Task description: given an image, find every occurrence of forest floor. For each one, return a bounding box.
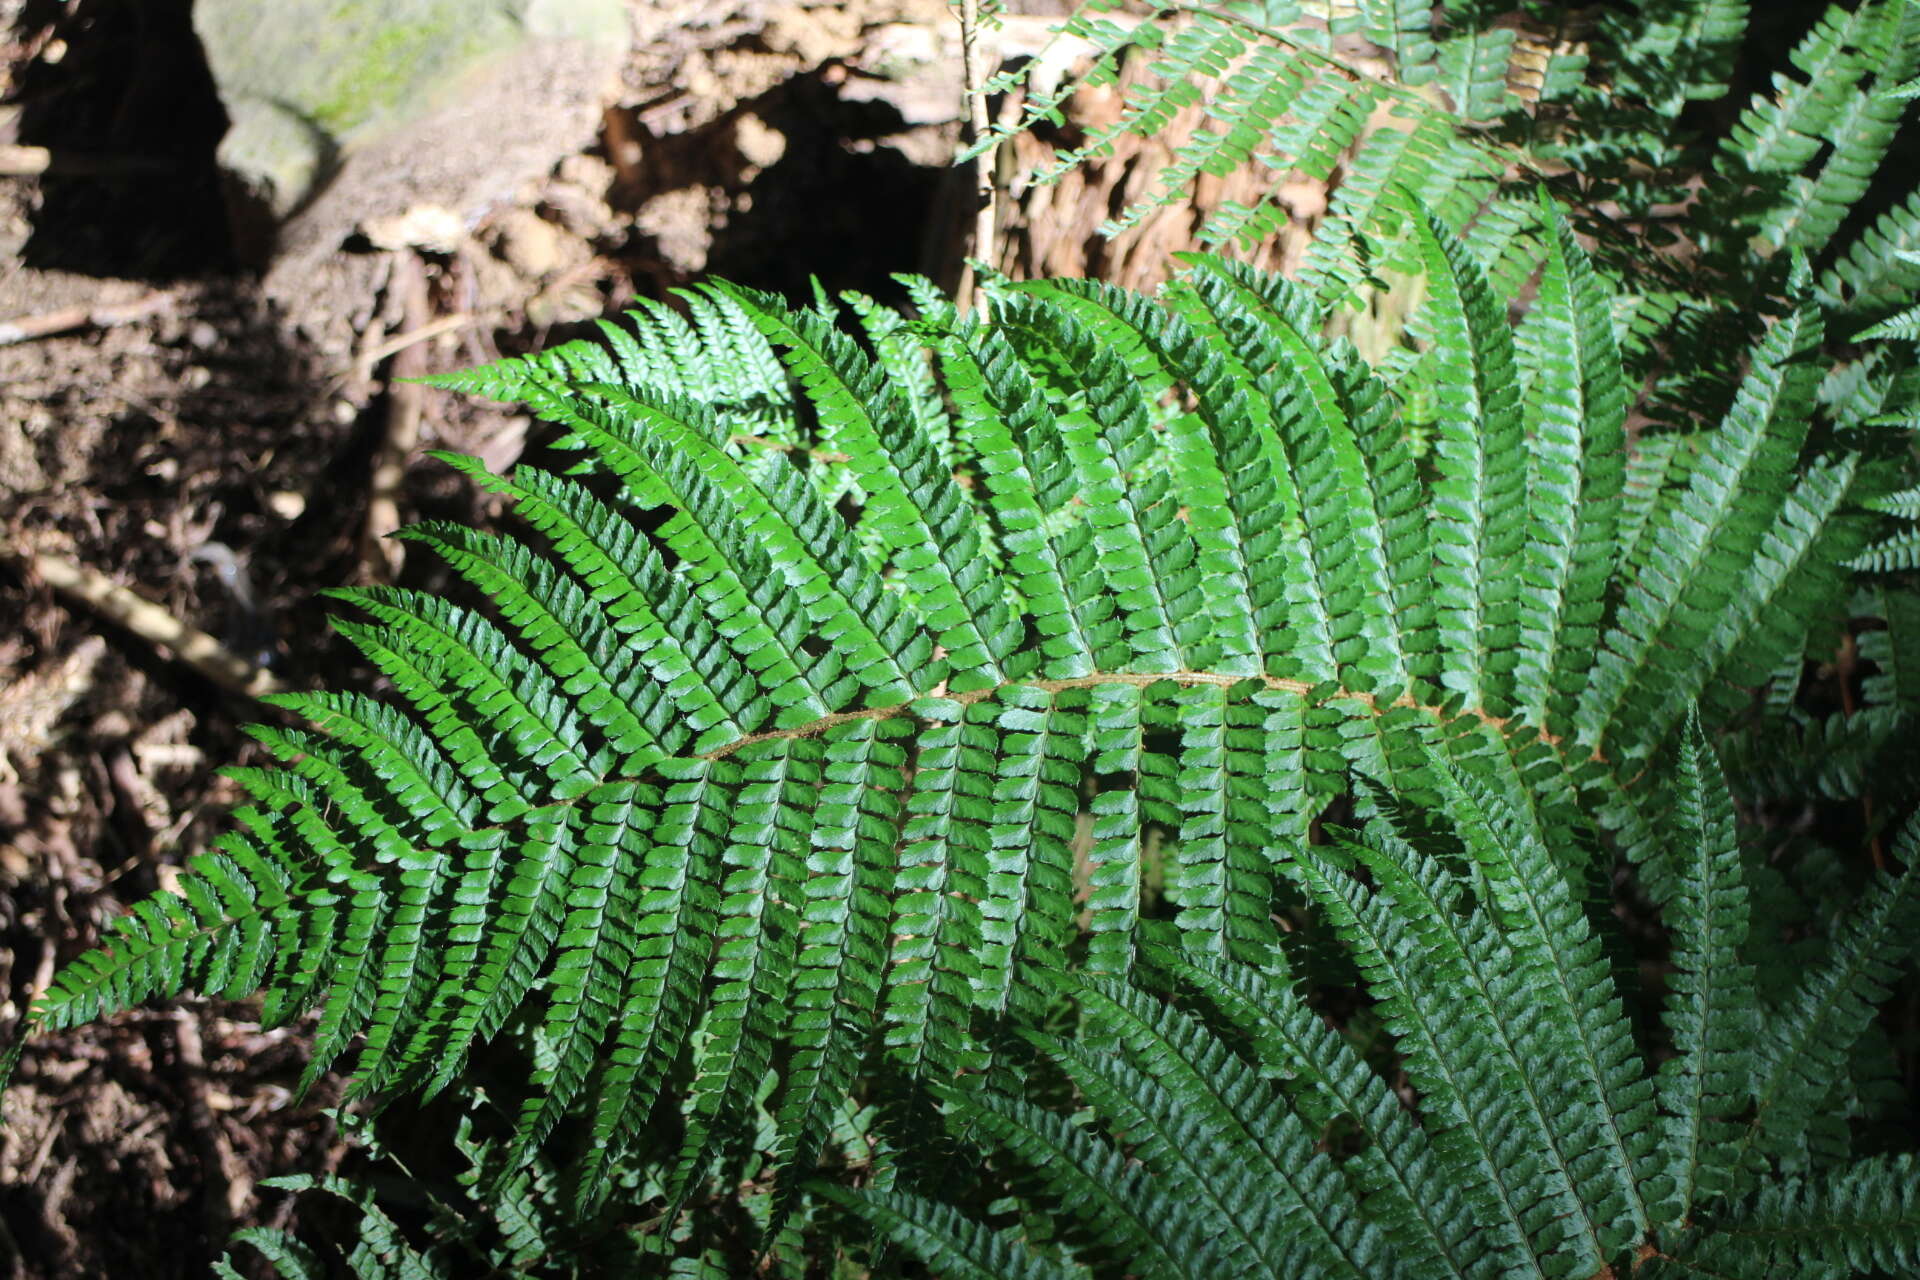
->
[0,0,1010,1273]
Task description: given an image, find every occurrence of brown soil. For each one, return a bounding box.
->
[0,0,999,1273]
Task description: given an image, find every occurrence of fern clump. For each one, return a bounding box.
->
[7,188,1912,1269]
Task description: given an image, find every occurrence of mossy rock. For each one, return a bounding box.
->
[196,0,627,219]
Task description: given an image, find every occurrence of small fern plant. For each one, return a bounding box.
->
[5,190,1911,1265]
[826,725,1920,1280]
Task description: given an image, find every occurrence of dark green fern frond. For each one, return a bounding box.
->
[942,1075,1226,1280]
[815,1185,1084,1280]
[1647,714,1759,1226]
[981,0,1920,509]
[14,210,1889,1242]
[1739,817,1920,1168]
[1157,944,1496,1280]
[1573,297,1833,761]
[1695,1151,1920,1276]
[1513,189,1628,739]
[260,1176,455,1279]
[1711,0,1920,255]
[975,2,1517,289]
[840,767,1919,1280]
[1406,202,1526,715]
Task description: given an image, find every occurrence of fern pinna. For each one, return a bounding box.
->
[827,724,1920,1280]
[9,194,1911,1263]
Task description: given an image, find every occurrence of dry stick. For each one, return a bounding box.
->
[5,548,285,699]
[353,312,476,378]
[361,253,432,582]
[957,0,999,318]
[0,144,170,177]
[348,310,476,381]
[0,290,173,346]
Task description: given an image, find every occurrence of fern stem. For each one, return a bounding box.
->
[958,0,999,318]
[693,669,1574,762]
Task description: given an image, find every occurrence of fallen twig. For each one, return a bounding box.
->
[349,309,475,380]
[0,290,173,346]
[361,252,433,581]
[0,144,170,177]
[3,547,284,699]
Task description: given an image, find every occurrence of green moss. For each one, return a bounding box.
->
[307,22,464,136]
[293,1,519,139]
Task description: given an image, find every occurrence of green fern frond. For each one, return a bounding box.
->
[1406,201,1526,715]
[1598,0,1751,108]
[1513,190,1628,738]
[817,1185,1085,1280]
[1282,828,1599,1274]
[1157,946,1497,1279]
[853,765,1917,1280]
[1071,972,1397,1278]
[1739,815,1920,1166]
[1574,301,1828,760]
[941,1076,1226,1280]
[15,213,1889,1233]
[1714,0,1920,254]
[1695,1151,1920,1276]
[1647,715,1758,1225]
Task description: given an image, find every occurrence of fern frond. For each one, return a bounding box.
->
[1599,0,1750,108]
[940,1079,1226,1280]
[18,232,1896,1242]
[1513,192,1628,738]
[1739,816,1920,1166]
[1648,715,1759,1225]
[1715,0,1920,253]
[1063,972,1393,1279]
[1282,834,1593,1274]
[818,1185,1086,1280]
[1574,304,1825,760]
[1419,747,1659,1244]
[570,759,727,1212]
[1408,201,1526,715]
[1155,947,1495,1280]
[719,283,1017,689]
[766,720,902,1226]
[671,739,813,1200]
[1694,1152,1920,1276]
[29,836,295,1030]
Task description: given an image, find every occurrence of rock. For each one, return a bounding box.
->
[359,203,469,254]
[733,113,787,172]
[492,207,567,277]
[636,187,716,274]
[193,0,628,280]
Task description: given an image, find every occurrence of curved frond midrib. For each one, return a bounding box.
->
[693,669,1577,763]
